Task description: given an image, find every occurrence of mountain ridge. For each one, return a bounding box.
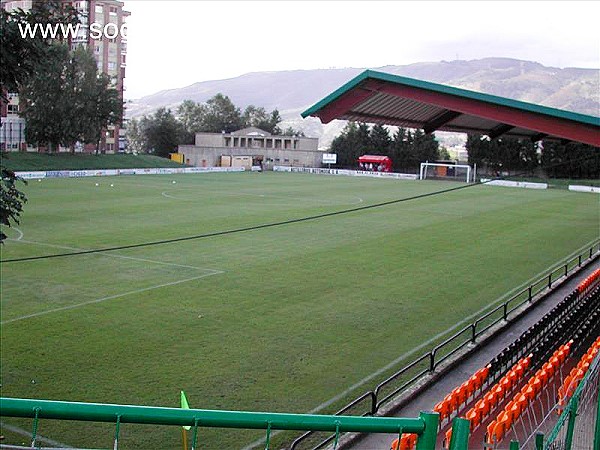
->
[126,57,599,148]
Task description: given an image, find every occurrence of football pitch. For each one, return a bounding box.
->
[1,171,598,449]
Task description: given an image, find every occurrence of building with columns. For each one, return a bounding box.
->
[178,127,323,169]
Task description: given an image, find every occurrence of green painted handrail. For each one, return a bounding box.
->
[0,397,432,435]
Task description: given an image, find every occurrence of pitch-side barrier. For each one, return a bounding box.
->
[14,167,245,179]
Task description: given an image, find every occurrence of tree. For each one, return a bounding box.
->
[438,146,451,160]
[390,127,414,171]
[413,129,439,164]
[280,126,305,137]
[0,1,78,241]
[72,47,122,151]
[368,124,392,155]
[0,1,79,98]
[330,122,371,168]
[467,134,538,175]
[541,141,600,179]
[19,45,121,152]
[1,166,27,243]
[177,99,205,144]
[242,105,282,134]
[143,108,183,157]
[125,117,147,153]
[202,93,243,133]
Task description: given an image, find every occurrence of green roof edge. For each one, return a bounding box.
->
[301,69,600,127]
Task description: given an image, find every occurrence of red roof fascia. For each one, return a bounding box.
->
[358,155,391,162]
[376,83,600,147]
[316,83,383,124]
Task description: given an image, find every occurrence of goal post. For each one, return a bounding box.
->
[419,162,474,183]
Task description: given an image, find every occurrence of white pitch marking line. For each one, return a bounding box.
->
[2,271,223,325]
[12,226,24,240]
[161,191,179,200]
[8,237,217,271]
[242,240,599,450]
[161,188,364,206]
[0,421,71,448]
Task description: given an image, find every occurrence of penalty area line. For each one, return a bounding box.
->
[1,271,224,325]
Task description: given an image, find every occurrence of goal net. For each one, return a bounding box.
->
[419,162,473,183]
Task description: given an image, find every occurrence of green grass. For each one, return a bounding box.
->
[0,152,185,171]
[1,172,598,449]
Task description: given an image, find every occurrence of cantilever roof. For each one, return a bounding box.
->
[302,70,600,147]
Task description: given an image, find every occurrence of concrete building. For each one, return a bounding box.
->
[179,127,323,169]
[0,0,129,152]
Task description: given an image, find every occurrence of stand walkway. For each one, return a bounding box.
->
[350,262,599,450]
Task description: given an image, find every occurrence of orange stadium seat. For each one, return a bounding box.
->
[444,429,452,449]
[521,384,535,402]
[475,398,490,417]
[434,400,450,422]
[486,420,497,445]
[465,407,481,431]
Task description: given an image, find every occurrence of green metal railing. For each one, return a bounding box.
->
[533,347,600,450]
[0,398,455,449]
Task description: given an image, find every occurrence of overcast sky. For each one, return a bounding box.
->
[123,1,600,100]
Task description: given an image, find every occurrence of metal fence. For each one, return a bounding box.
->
[0,398,449,450]
[291,241,600,450]
[540,350,600,450]
[2,244,598,450]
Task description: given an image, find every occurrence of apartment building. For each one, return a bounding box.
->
[0,0,129,152]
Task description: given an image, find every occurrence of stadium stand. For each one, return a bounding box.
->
[390,265,600,450]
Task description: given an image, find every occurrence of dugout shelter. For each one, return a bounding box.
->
[302,70,600,147]
[358,154,392,172]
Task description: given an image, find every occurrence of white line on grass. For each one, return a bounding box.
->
[0,421,71,448]
[8,237,215,271]
[12,227,24,240]
[305,246,599,414]
[2,271,223,325]
[242,240,599,450]
[161,188,364,206]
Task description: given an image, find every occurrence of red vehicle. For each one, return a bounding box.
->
[358,155,392,172]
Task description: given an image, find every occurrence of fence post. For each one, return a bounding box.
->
[429,351,435,372]
[564,394,579,450]
[528,286,532,302]
[548,273,552,289]
[448,417,470,450]
[415,411,439,450]
[535,432,544,450]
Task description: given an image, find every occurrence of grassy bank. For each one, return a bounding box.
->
[0,152,185,171]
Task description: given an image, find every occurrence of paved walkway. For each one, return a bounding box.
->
[350,260,599,450]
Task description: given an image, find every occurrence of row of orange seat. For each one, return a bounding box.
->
[442,356,530,447]
[484,341,572,446]
[466,356,530,429]
[389,432,417,450]
[433,365,490,423]
[390,365,491,450]
[557,335,600,413]
[577,268,600,294]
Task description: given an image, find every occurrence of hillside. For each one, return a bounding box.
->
[126,58,599,148]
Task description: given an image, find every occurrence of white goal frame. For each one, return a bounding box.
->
[419,162,474,183]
